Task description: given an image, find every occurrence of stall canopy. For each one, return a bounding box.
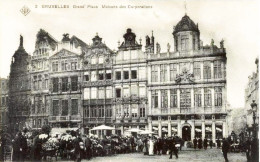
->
[195,128,202,132]
[172,128,178,132]
[139,130,156,135]
[90,125,115,131]
[51,128,78,135]
[126,128,142,133]
[206,127,212,132]
[216,127,222,132]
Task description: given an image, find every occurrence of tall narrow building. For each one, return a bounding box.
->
[9,36,31,132]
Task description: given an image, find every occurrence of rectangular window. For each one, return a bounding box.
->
[131,85,138,97]
[160,65,167,82]
[52,78,59,92]
[214,87,222,106]
[106,70,112,80]
[71,76,78,91]
[45,79,48,90]
[194,88,202,107]
[161,90,168,108]
[123,87,129,97]
[116,88,121,98]
[181,36,189,51]
[123,104,130,117]
[62,77,68,92]
[180,89,191,108]
[152,90,158,108]
[106,87,112,98]
[71,99,78,115]
[204,88,212,107]
[214,61,222,79]
[71,62,77,70]
[151,65,158,82]
[38,80,42,90]
[91,87,97,99]
[61,100,68,116]
[98,56,104,64]
[170,89,177,108]
[98,88,105,99]
[91,71,97,81]
[116,71,121,80]
[106,106,112,117]
[203,61,211,79]
[52,61,58,72]
[116,105,121,117]
[84,88,90,99]
[52,100,59,116]
[124,71,129,80]
[91,57,96,64]
[194,62,201,80]
[84,73,89,81]
[131,70,137,79]
[140,106,145,118]
[61,61,68,71]
[33,81,38,90]
[98,71,104,80]
[132,104,138,118]
[170,64,177,81]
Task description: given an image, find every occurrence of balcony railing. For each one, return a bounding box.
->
[49,115,81,122]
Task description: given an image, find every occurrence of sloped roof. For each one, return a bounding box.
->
[36,29,58,50]
[173,15,199,34]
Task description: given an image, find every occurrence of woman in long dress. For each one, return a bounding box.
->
[148,137,154,155]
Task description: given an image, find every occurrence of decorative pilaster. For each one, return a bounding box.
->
[201,115,205,140]
[168,116,172,137]
[191,116,195,140]
[158,116,162,137]
[177,116,181,137]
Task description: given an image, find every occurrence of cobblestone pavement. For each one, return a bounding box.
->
[83,148,247,162]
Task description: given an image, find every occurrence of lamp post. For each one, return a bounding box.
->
[250,100,257,139]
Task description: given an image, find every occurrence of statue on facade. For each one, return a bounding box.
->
[20,35,23,47]
[220,39,224,48]
[156,42,161,54]
[211,39,214,47]
[167,43,171,52]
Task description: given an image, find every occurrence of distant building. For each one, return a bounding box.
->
[245,57,259,137]
[0,77,9,132]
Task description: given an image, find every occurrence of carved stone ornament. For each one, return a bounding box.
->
[175,68,194,83]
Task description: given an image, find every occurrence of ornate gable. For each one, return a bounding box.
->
[50,49,78,59]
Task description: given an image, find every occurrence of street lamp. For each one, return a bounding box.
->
[250,100,257,138]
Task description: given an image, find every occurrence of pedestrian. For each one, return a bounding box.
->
[168,137,178,159]
[203,138,208,150]
[148,136,154,155]
[209,139,213,149]
[157,137,163,155]
[84,135,92,160]
[244,137,251,161]
[142,137,148,155]
[198,138,202,149]
[217,138,221,148]
[222,138,230,162]
[193,137,197,149]
[251,138,259,162]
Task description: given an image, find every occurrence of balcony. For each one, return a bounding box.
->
[49,115,81,122]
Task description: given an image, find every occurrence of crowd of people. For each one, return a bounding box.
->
[0,126,259,162]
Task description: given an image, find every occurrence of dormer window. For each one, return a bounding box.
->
[181,36,189,51]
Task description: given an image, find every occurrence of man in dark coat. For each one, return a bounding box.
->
[209,139,213,149]
[85,136,92,160]
[168,137,178,159]
[157,138,163,155]
[222,138,230,162]
[203,138,208,150]
[244,138,251,161]
[251,138,259,162]
[217,138,221,148]
[193,138,197,149]
[198,138,202,149]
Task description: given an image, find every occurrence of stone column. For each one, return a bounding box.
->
[168,89,171,111]
[167,64,170,82]
[177,89,180,112]
[201,88,205,109]
[148,116,152,131]
[158,65,160,83]
[148,65,151,84]
[211,61,214,79]
[223,118,227,138]
[212,121,216,143]
[200,62,204,80]
[168,116,172,137]
[191,88,194,113]
[158,116,162,137]
[158,90,161,109]
[177,116,181,137]
[211,88,215,111]
[191,117,195,141]
[202,116,205,140]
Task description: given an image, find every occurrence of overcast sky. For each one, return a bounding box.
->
[0,0,259,108]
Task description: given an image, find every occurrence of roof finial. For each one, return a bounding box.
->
[184,0,187,15]
[152,30,153,36]
[20,35,23,47]
[96,32,98,36]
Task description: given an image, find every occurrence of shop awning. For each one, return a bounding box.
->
[195,128,202,132]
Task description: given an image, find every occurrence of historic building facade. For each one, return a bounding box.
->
[0,77,9,132]
[245,57,259,137]
[82,34,114,131]
[112,29,148,135]
[147,15,227,142]
[6,14,229,140]
[8,36,31,132]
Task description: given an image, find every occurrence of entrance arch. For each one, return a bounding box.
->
[182,126,191,141]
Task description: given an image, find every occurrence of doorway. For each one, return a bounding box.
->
[182,126,191,141]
